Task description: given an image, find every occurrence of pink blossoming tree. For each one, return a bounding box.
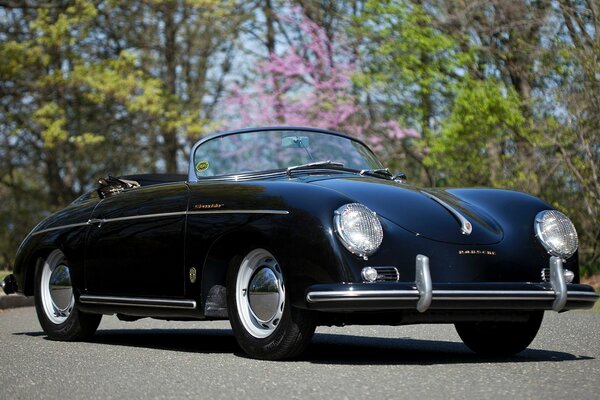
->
[221,7,420,150]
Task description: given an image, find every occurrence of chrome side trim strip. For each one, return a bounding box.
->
[93,211,187,224]
[187,210,289,216]
[79,295,197,309]
[32,222,91,236]
[421,191,473,235]
[31,209,290,235]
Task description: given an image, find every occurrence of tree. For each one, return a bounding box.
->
[353,0,472,182]
[88,0,246,171]
[0,0,181,267]
[424,79,525,187]
[221,6,419,148]
[545,0,600,270]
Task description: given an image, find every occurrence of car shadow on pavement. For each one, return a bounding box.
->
[93,328,239,354]
[15,329,592,365]
[303,333,594,365]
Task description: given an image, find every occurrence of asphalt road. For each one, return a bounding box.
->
[1,307,599,399]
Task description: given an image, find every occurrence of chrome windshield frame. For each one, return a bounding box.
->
[187,126,382,183]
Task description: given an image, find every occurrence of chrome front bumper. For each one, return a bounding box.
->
[305,255,599,312]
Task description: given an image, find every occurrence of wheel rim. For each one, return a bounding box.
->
[236,249,285,338]
[40,250,74,324]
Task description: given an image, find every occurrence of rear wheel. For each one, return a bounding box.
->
[227,248,316,360]
[455,311,544,356]
[34,250,101,341]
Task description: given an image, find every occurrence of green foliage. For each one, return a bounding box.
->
[581,262,600,279]
[353,0,473,183]
[0,0,223,268]
[424,79,526,187]
[354,0,471,118]
[0,0,599,278]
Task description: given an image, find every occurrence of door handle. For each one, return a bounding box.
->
[88,218,103,227]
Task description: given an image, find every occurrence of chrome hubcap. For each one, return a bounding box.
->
[49,264,73,312]
[236,249,285,338]
[248,267,281,322]
[41,250,74,324]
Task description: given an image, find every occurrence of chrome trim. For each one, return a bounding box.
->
[236,248,286,338]
[363,266,400,282]
[432,290,555,296]
[432,290,555,301]
[287,161,344,176]
[421,191,472,235]
[187,210,289,216]
[31,222,91,236]
[79,295,197,309]
[306,290,420,303]
[550,256,567,311]
[416,254,432,312]
[187,126,380,182]
[195,170,288,182]
[306,289,598,304]
[31,209,290,235]
[564,291,600,299]
[333,203,383,260]
[91,211,187,224]
[534,210,578,258]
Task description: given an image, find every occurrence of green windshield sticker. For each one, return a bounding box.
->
[195,161,209,172]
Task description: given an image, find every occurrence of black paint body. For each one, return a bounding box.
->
[11,127,593,323]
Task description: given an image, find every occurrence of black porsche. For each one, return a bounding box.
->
[2,126,597,360]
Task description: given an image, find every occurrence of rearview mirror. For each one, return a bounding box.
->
[282,136,310,148]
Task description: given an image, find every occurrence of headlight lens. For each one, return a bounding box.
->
[334,203,383,259]
[534,210,578,259]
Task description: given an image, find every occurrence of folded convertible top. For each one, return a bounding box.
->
[97,173,187,198]
[118,174,187,187]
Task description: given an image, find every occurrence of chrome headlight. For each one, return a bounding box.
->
[534,210,578,259]
[334,203,383,259]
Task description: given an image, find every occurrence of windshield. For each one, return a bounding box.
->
[192,130,383,178]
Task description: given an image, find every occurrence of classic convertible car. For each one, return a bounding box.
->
[2,126,598,360]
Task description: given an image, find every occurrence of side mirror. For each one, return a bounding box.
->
[392,173,407,183]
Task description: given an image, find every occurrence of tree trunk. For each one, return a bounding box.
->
[163,2,179,173]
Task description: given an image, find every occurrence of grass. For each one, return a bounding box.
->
[581,273,600,312]
[0,270,11,293]
[593,289,600,312]
[0,270,9,282]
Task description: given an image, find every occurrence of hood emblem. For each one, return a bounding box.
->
[459,250,496,256]
[421,191,473,235]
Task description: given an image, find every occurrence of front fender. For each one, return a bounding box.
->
[191,180,361,311]
[13,197,99,296]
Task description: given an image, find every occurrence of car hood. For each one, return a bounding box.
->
[307,176,503,245]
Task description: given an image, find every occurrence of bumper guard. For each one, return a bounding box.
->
[305,255,599,312]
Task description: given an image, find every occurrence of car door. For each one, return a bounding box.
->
[84,182,189,297]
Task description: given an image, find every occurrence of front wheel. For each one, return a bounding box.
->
[455,311,544,356]
[227,248,316,360]
[34,250,101,341]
